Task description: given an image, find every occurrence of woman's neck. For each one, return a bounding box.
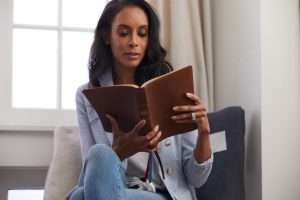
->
[113,66,136,85]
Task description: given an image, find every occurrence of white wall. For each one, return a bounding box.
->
[211,0,262,199]
[212,0,300,200]
[261,0,300,199]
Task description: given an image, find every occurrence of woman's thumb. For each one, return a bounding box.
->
[106,114,120,133]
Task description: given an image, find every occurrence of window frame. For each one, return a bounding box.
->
[0,0,105,130]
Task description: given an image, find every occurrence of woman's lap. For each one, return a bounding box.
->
[127,188,170,200]
[69,144,171,200]
[70,187,170,200]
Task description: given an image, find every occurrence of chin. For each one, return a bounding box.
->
[124,61,142,69]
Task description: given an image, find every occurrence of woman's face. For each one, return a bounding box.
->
[108,6,149,70]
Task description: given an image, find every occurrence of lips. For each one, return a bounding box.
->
[124,52,141,59]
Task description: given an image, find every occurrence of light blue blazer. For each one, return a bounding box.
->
[75,70,213,200]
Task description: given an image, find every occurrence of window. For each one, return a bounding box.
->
[8,189,44,200]
[0,0,107,129]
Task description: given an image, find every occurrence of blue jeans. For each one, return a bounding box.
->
[68,144,171,200]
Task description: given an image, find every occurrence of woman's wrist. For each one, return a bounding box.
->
[113,146,126,161]
[194,130,211,163]
[197,126,210,136]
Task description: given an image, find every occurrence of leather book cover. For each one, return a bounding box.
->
[82,65,197,140]
[142,65,197,140]
[83,85,146,133]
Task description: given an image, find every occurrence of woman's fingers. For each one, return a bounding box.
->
[171,93,210,133]
[110,118,162,159]
[173,104,206,113]
[171,111,206,121]
[186,92,201,103]
[145,128,161,152]
[146,142,160,152]
[147,130,161,146]
[130,119,146,134]
[106,114,121,132]
[144,125,159,140]
[133,125,161,152]
[174,116,205,124]
[173,105,204,112]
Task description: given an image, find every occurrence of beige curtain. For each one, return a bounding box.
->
[147,0,214,111]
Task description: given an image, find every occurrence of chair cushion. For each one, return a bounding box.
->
[196,106,246,200]
[44,126,82,200]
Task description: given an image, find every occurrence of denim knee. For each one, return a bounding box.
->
[87,144,119,165]
[69,187,84,200]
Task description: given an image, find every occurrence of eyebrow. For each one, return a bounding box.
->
[117,24,149,29]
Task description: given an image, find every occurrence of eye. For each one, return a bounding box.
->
[119,31,128,37]
[138,32,147,37]
[138,29,148,37]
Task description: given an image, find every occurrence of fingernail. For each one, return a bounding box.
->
[171,116,176,120]
[186,93,192,97]
[173,106,178,111]
[154,125,159,132]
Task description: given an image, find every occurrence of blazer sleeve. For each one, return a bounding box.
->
[75,85,96,163]
[181,130,214,188]
[75,84,128,170]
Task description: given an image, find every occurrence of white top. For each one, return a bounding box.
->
[126,152,166,190]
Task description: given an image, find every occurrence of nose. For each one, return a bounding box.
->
[129,34,138,48]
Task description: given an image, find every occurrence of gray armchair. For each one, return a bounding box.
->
[43,106,245,200]
[196,106,246,200]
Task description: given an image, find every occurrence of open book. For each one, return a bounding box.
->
[83,65,197,140]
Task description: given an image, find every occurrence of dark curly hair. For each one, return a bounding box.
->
[88,0,173,87]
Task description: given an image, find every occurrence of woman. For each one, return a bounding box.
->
[68,0,213,199]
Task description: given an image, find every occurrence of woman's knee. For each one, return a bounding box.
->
[69,187,84,200]
[87,144,119,165]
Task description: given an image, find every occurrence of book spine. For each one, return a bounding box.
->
[136,88,152,135]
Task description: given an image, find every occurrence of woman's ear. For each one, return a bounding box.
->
[102,31,110,45]
[104,39,110,45]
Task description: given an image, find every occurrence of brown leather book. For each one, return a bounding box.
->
[82,65,197,140]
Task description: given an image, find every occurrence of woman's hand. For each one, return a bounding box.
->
[171,93,211,163]
[171,93,210,134]
[106,114,161,161]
